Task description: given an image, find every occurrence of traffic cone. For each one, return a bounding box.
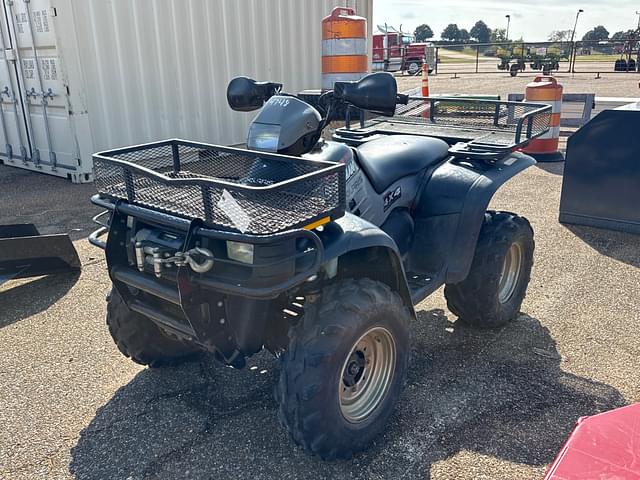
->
[421,63,430,118]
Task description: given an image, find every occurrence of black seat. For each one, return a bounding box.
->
[355,135,450,193]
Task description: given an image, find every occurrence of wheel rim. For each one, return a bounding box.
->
[498,242,523,304]
[408,62,419,74]
[339,327,396,423]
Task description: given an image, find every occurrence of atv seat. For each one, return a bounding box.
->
[355,135,450,193]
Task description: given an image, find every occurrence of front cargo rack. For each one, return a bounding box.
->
[93,139,346,235]
[335,96,552,159]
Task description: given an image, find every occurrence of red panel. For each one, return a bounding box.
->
[544,404,640,480]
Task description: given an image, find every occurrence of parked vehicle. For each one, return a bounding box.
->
[372,28,435,74]
[89,72,551,459]
[497,45,564,76]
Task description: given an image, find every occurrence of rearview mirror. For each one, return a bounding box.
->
[333,72,398,116]
[226,77,282,112]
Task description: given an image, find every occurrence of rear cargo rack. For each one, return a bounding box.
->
[335,96,552,159]
[93,139,346,235]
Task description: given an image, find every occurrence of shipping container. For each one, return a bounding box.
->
[0,0,372,183]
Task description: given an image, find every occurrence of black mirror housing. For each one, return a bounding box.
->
[333,72,398,116]
[227,77,282,112]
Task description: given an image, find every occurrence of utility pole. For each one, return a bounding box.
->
[569,9,584,73]
[505,15,511,41]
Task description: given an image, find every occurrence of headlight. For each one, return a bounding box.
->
[227,241,254,264]
[247,123,280,152]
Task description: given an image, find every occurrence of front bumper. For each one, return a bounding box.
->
[90,195,323,366]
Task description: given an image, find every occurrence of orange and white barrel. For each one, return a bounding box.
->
[321,7,368,91]
[522,76,564,162]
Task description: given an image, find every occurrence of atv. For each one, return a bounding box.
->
[89,72,551,459]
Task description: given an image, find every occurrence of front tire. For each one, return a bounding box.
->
[276,278,411,459]
[444,211,534,329]
[407,60,421,75]
[107,287,202,367]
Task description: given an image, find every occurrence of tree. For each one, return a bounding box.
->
[611,29,636,41]
[490,28,507,43]
[470,20,491,43]
[441,23,461,42]
[459,29,470,43]
[414,24,434,42]
[548,29,573,42]
[582,25,610,42]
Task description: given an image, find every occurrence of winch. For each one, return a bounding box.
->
[131,229,214,277]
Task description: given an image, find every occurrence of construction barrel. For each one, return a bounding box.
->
[321,7,368,91]
[522,76,564,162]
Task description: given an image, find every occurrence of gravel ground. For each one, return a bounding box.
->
[395,71,640,100]
[1,78,640,479]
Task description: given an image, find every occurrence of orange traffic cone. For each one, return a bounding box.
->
[421,63,430,118]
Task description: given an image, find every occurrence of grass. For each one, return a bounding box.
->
[574,53,624,62]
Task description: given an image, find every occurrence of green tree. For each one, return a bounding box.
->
[441,23,461,42]
[490,28,507,43]
[611,29,636,41]
[459,28,470,43]
[470,20,491,43]
[548,29,573,42]
[582,25,610,42]
[414,24,434,42]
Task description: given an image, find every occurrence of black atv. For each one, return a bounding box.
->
[89,72,551,459]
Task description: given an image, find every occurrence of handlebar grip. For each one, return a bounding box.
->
[397,94,409,105]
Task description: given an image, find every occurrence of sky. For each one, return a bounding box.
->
[372,0,640,41]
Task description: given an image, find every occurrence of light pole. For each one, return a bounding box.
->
[636,11,640,32]
[569,9,584,72]
[505,14,511,41]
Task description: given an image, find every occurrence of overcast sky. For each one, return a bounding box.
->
[372,0,639,40]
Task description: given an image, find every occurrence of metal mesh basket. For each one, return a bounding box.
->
[344,96,551,151]
[93,140,345,235]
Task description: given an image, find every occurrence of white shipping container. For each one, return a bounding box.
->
[0,0,372,183]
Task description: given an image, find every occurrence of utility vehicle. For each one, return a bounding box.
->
[90,72,551,459]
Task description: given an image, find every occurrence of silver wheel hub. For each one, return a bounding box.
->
[498,242,523,304]
[339,327,396,423]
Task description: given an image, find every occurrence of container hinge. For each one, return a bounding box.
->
[4,48,16,62]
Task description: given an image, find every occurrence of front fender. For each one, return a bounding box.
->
[320,213,401,260]
[318,213,413,311]
[414,152,535,283]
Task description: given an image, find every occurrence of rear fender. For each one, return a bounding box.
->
[411,152,535,283]
[319,213,413,313]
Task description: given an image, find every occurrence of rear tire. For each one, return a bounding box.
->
[276,278,411,459]
[107,287,202,367]
[444,211,534,329]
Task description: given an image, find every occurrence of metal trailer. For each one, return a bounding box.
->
[0,0,372,182]
[559,101,640,234]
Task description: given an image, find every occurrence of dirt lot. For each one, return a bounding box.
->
[1,74,640,479]
[396,71,640,100]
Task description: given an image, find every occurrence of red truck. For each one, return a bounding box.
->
[372,29,435,74]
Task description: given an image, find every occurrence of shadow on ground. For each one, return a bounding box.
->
[0,164,98,241]
[70,310,624,479]
[534,161,564,176]
[564,224,640,268]
[0,272,80,328]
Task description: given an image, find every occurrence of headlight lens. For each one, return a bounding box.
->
[226,241,254,264]
[247,123,280,152]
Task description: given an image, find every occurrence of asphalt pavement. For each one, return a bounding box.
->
[1,148,639,479]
